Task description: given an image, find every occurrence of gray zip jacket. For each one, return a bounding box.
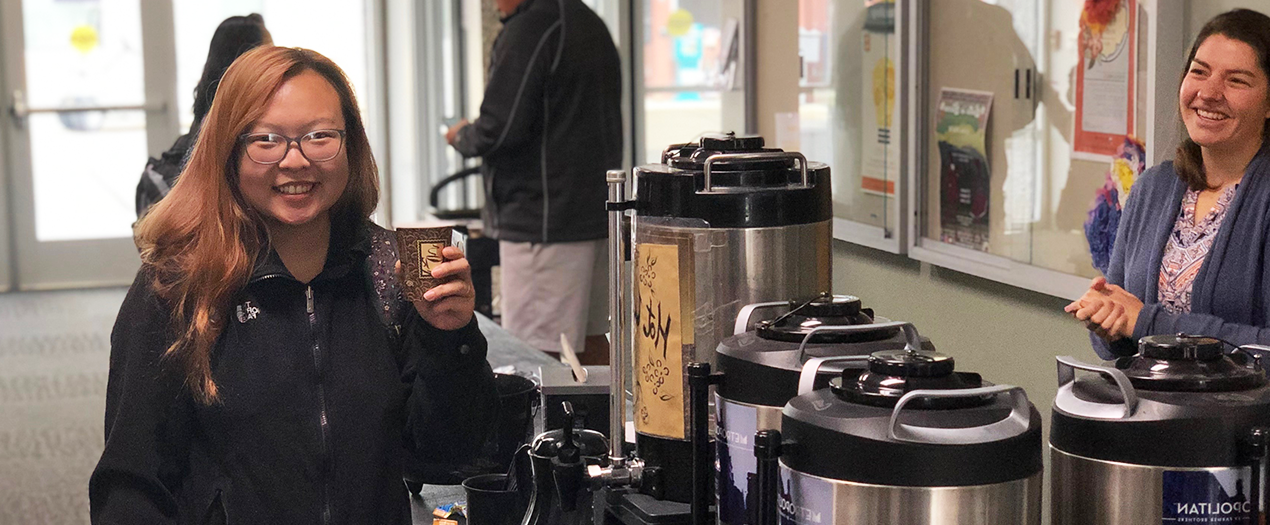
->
[452,0,621,243]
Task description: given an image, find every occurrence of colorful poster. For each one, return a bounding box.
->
[1074,0,1137,160]
[936,88,994,252]
[633,242,687,440]
[860,0,899,197]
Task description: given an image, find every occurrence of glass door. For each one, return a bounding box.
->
[636,0,752,163]
[1,0,178,290]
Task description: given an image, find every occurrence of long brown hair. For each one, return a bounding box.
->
[135,47,379,404]
[1175,9,1270,190]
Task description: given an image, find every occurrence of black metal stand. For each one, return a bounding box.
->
[599,362,721,525]
[687,363,724,525]
[1244,427,1268,522]
[754,429,782,525]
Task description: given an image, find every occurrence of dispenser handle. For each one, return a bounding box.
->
[1235,344,1270,372]
[887,385,1032,445]
[795,321,923,362]
[702,152,810,193]
[733,301,789,335]
[1054,356,1138,419]
[797,355,872,395]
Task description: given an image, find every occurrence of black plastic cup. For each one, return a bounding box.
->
[490,374,540,472]
[462,473,523,525]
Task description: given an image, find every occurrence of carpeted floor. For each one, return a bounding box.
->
[0,288,122,524]
[0,287,558,524]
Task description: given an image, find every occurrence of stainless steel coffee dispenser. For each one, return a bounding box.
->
[1051,335,1270,524]
[629,133,833,503]
[714,296,932,524]
[757,346,1044,524]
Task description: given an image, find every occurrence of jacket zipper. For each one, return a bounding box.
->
[307,285,333,525]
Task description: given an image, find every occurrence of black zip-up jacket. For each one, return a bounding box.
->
[89,219,497,524]
[452,0,621,243]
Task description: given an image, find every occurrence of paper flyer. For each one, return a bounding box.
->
[1074,0,1137,160]
[860,0,899,197]
[936,88,994,252]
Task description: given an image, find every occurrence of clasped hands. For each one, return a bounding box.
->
[1065,277,1143,341]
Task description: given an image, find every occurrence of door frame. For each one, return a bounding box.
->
[1,0,181,290]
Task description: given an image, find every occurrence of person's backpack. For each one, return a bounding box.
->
[135,132,196,219]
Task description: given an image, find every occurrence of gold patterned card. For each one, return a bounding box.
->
[396,226,453,302]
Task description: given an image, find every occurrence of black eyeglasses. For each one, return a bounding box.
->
[239,129,346,164]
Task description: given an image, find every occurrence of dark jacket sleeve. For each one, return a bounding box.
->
[90,268,193,525]
[400,314,498,463]
[452,13,559,158]
[1136,306,1270,346]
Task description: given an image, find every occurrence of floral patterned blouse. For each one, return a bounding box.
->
[1157,185,1239,314]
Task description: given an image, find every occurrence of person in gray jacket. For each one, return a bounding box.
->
[1067,9,1270,359]
[447,0,621,360]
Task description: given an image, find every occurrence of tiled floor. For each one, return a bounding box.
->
[0,287,558,524]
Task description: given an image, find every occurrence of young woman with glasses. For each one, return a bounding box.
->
[91,46,497,524]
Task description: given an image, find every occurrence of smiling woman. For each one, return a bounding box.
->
[89,47,497,524]
[236,71,351,241]
[1066,9,1270,359]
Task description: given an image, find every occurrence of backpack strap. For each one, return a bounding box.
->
[143,162,173,197]
[368,226,406,342]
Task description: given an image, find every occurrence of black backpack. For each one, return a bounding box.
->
[135,132,196,219]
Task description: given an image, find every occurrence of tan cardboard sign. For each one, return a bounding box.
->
[633,242,688,440]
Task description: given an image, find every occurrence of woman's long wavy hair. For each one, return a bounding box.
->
[1175,9,1270,190]
[135,47,379,404]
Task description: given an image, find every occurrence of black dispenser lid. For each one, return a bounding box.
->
[780,345,1043,487]
[835,349,986,409]
[1114,334,1266,392]
[663,133,792,176]
[634,132,832,228]
[754,295,898,344]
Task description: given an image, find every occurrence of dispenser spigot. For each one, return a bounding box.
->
[551,402,584,512]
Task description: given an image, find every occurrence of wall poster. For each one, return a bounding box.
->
[936,88,994,252]
[1074,0,1137,160]
[860,0,899,197]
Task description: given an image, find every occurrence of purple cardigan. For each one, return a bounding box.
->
[1094,147,1270,359]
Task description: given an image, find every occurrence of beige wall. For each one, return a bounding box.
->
[1188,0,1270,41]
[754,0,799,140]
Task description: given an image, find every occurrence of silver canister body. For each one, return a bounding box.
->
[630,220,829,502]
[631,218,830,441]
[634,218,832,370]
[777,464,1042,525]
[1051,447,1258,524]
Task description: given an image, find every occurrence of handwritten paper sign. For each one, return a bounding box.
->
[633,242,687,440]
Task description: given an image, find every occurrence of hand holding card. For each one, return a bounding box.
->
[395,225,474,330]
